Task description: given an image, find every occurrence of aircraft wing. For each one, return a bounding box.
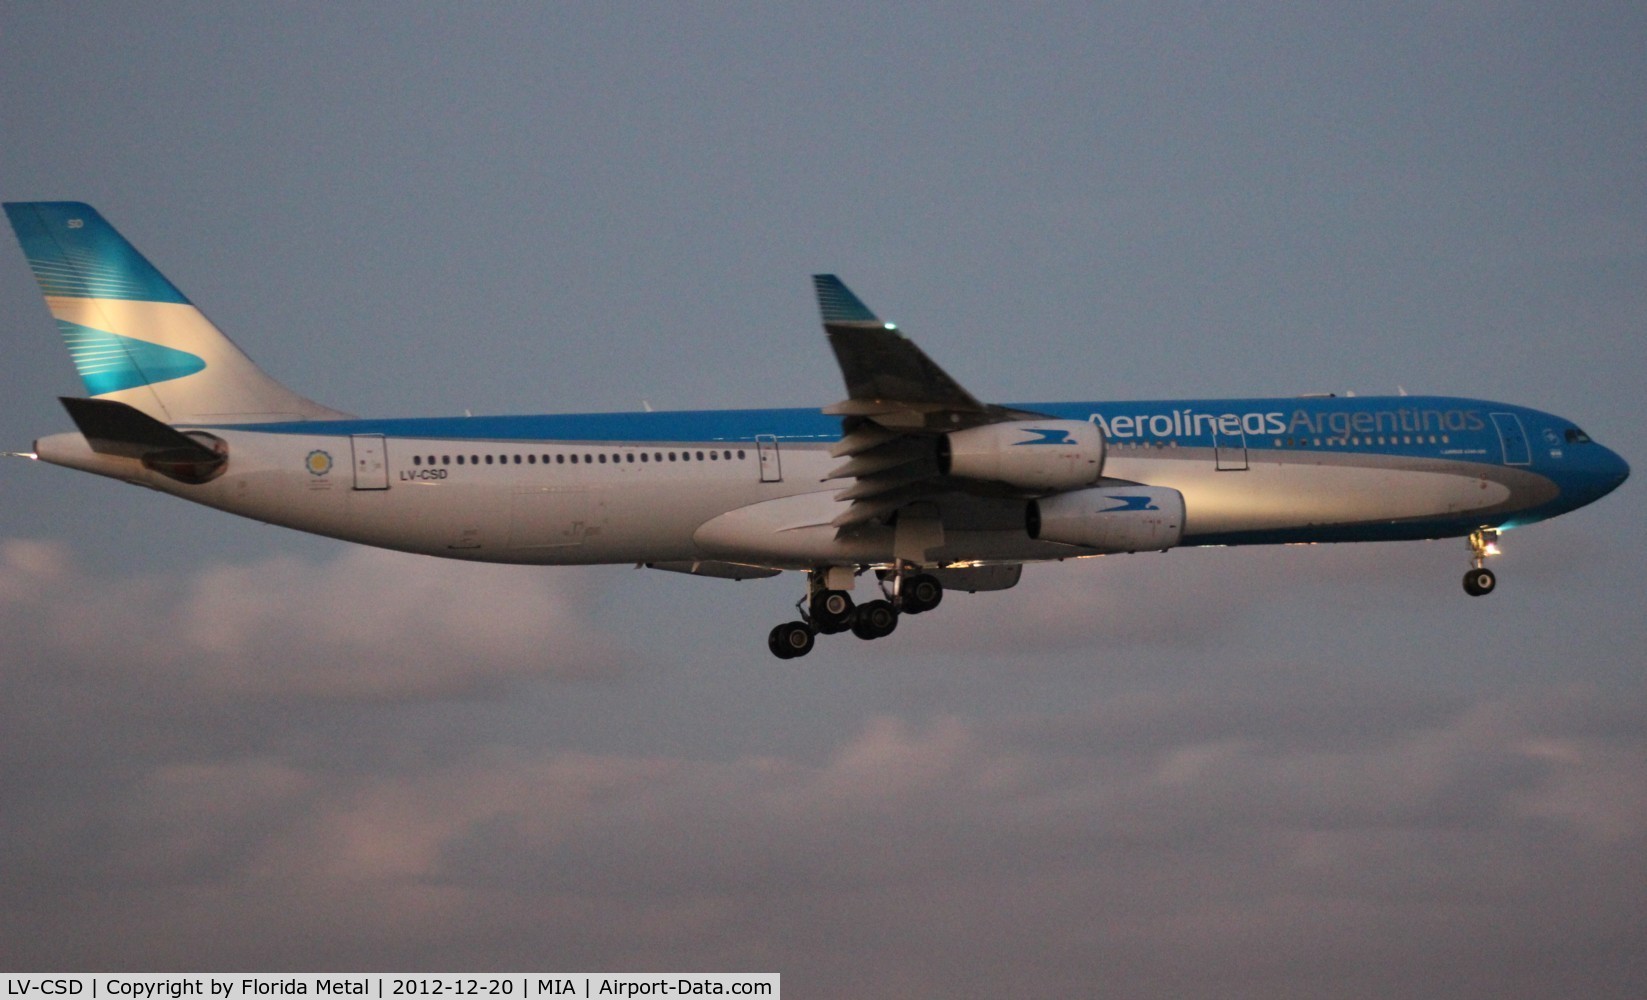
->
[813,275,1045,528]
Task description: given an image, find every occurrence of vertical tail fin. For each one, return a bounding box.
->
[4,202,347,423]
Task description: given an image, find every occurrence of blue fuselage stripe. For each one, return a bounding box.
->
[226,395,1544,470]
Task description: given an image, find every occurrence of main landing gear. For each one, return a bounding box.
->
[1463,527,1500,597]
[767,567,945,659]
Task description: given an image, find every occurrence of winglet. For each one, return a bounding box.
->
[813,274,986,414]
[813,274,883,325]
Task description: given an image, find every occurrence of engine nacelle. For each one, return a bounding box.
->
[1027,485,1185,553]
[938,420,1104,492]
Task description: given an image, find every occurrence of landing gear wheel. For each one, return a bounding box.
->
[901,574,943,615]
[810,590,856,633]
[768,621,815,659]
[1463,568,1496,597]
[850,599,899,640]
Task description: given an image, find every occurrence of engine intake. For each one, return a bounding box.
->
[938,420,1103,492]
[1027,485,1185,552]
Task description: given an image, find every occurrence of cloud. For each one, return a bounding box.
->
[1,539,1642,996]
[0,538,624,700]
[903,538,1452,658]
[2,642,1642,997]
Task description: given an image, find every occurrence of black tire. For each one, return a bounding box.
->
[902,574,944,615]
[851,599,899,640]
[1463,568,1496,597]
[769,621,815,658]
[811,590,856,632]
[768,624,795,659]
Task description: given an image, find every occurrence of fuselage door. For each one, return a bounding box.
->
[1491,412,1531,466]
[1214,426,1249,471]
[756,434,782,482]
[350,433,389,489]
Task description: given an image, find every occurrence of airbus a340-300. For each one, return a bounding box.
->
[4,203,1629,657]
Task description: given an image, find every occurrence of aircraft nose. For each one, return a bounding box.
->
[1582,443,1630,503]
[1603,445,1630,491]
[1558,441,1629,511]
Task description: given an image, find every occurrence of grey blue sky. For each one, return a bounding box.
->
[2,3,1643,995]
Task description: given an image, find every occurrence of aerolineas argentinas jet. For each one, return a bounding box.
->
[3,203,1630,658]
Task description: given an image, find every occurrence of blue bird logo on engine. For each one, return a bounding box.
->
[1103,495,1159,512]
[1014,428,1075,446]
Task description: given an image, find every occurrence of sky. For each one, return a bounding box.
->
[1,2,1644,995]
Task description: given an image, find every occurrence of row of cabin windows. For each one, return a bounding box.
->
[1111,435,1451,450]
[410,449,748,467]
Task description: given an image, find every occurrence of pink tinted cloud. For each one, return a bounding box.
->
[0,538,624,697]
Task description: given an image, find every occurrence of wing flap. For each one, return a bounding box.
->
[829,423,902,458]
[825,438,934,481]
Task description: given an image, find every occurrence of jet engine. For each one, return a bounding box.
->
[1026,485,1185,553]
[938,420,1104,492]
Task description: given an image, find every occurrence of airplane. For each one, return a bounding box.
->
[3,201,1631,658]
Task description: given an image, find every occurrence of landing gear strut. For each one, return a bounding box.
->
[1463,527,1499,597]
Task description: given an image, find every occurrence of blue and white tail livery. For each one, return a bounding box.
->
[4,202,344,423]
[4,202,1630,657]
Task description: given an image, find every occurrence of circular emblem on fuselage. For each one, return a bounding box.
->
[306,450,334,476]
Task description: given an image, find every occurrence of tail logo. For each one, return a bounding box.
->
[57,320,206,395]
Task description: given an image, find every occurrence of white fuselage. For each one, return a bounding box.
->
[33,415,1557,572]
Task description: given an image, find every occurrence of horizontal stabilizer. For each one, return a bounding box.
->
[60,396,219,461]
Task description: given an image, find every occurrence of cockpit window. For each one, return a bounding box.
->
[1564,428,1592,444]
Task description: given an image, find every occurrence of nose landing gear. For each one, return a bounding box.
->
[1463,527,1500,597]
